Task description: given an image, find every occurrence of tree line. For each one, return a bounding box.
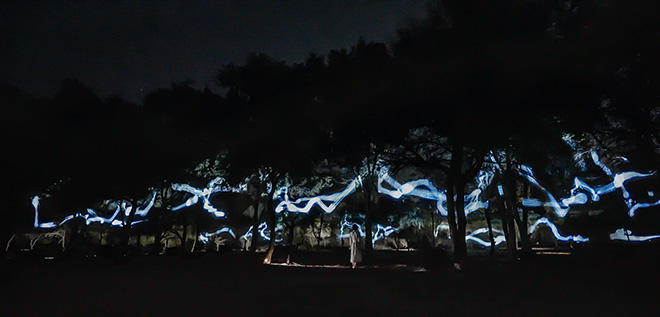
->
[2,0,659,263]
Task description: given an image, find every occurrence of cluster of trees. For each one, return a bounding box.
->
[3,0,659,263]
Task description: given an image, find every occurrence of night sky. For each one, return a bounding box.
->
[1,0,427,103]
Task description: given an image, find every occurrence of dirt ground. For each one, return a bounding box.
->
[1,248,659,316]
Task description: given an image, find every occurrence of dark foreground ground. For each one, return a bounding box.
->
[2,248,660,316]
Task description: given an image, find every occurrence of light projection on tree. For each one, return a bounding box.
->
[377,167,491,217]
[338,215,397,246]
[24,149,660,250]
[274,177,360,214]
[241,222,283,243]
[199,227,236,244]
[465,228,507,247]
[528,217,589,243]
[31,191,156,229]
[520,151,658,218]
[609,228,660,242]
[171,177,238,217]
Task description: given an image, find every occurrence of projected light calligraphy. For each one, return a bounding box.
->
[32,191,156,229]
[274,177,360,214]
[529,217,589,243]
[609,228,660,242]
[338,215,397,246]
[199,227,236,244]
[241,222,283,243]
[520,151,658,218]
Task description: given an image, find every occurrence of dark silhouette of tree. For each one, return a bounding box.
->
[318,38,408,261]
[389,0,607,259]
[217,53,327,263]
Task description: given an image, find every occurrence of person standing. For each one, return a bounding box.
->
[349,224,362,268]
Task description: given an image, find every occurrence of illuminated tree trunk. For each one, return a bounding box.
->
[263,175,281,264]
[317,214,324,247]
[484,205,495,257]
[449,143,467,260]
[504,159,530,256]
[499,196,515,257]
[363,174,375,262]
[121,198,138,256]
[288,219,295,245]
[181,217,188,253]
[250,186,261,252]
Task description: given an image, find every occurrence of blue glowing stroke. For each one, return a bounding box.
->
[338,215,397,246]
[520,151,657,218]
[32,196,57,229]
[274,178,360,214]
[528,217,589,243]
[378,167,490,216]
[241,222,283,243]
[465,228,507,247]
[199,227,236,244]
[171,177,231,217]
[609,228,660,242]
[435,224,506,247]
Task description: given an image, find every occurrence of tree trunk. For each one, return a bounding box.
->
[499,197,516,258]
[455,180,468,259]
[363,175,374,263]
[484,205,495,258]
[446,174,458,257]
[317,214,324,247]
[182,219,188,254]
[506,167,530,256]
[263,176,281,264]
[190,224,198,253]
[447,141,467,260]
[121,199,138,256]
[431,208,436,247]
[288,219,295,245]
[250,188,261,252]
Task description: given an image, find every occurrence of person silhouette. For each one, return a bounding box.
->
[349,224,362,268]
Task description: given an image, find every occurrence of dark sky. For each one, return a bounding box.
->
[1,0,428,103]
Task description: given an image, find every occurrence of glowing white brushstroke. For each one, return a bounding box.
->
[609,228,660,242]
[241,222,283,243]
[135,190,156,217]
[32,195,67,229]
[338,215,397,246]
[171,177,234,217]
[591,151,613,176]
[529,217,589,243]
[378,168,448,216]
[378,167,490,216]
[435,224,506,247]
[274,178,359,214]
[199,227,236,244]
[466,228,507,247]
[627,198,660,217]
[520,154,656,218]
